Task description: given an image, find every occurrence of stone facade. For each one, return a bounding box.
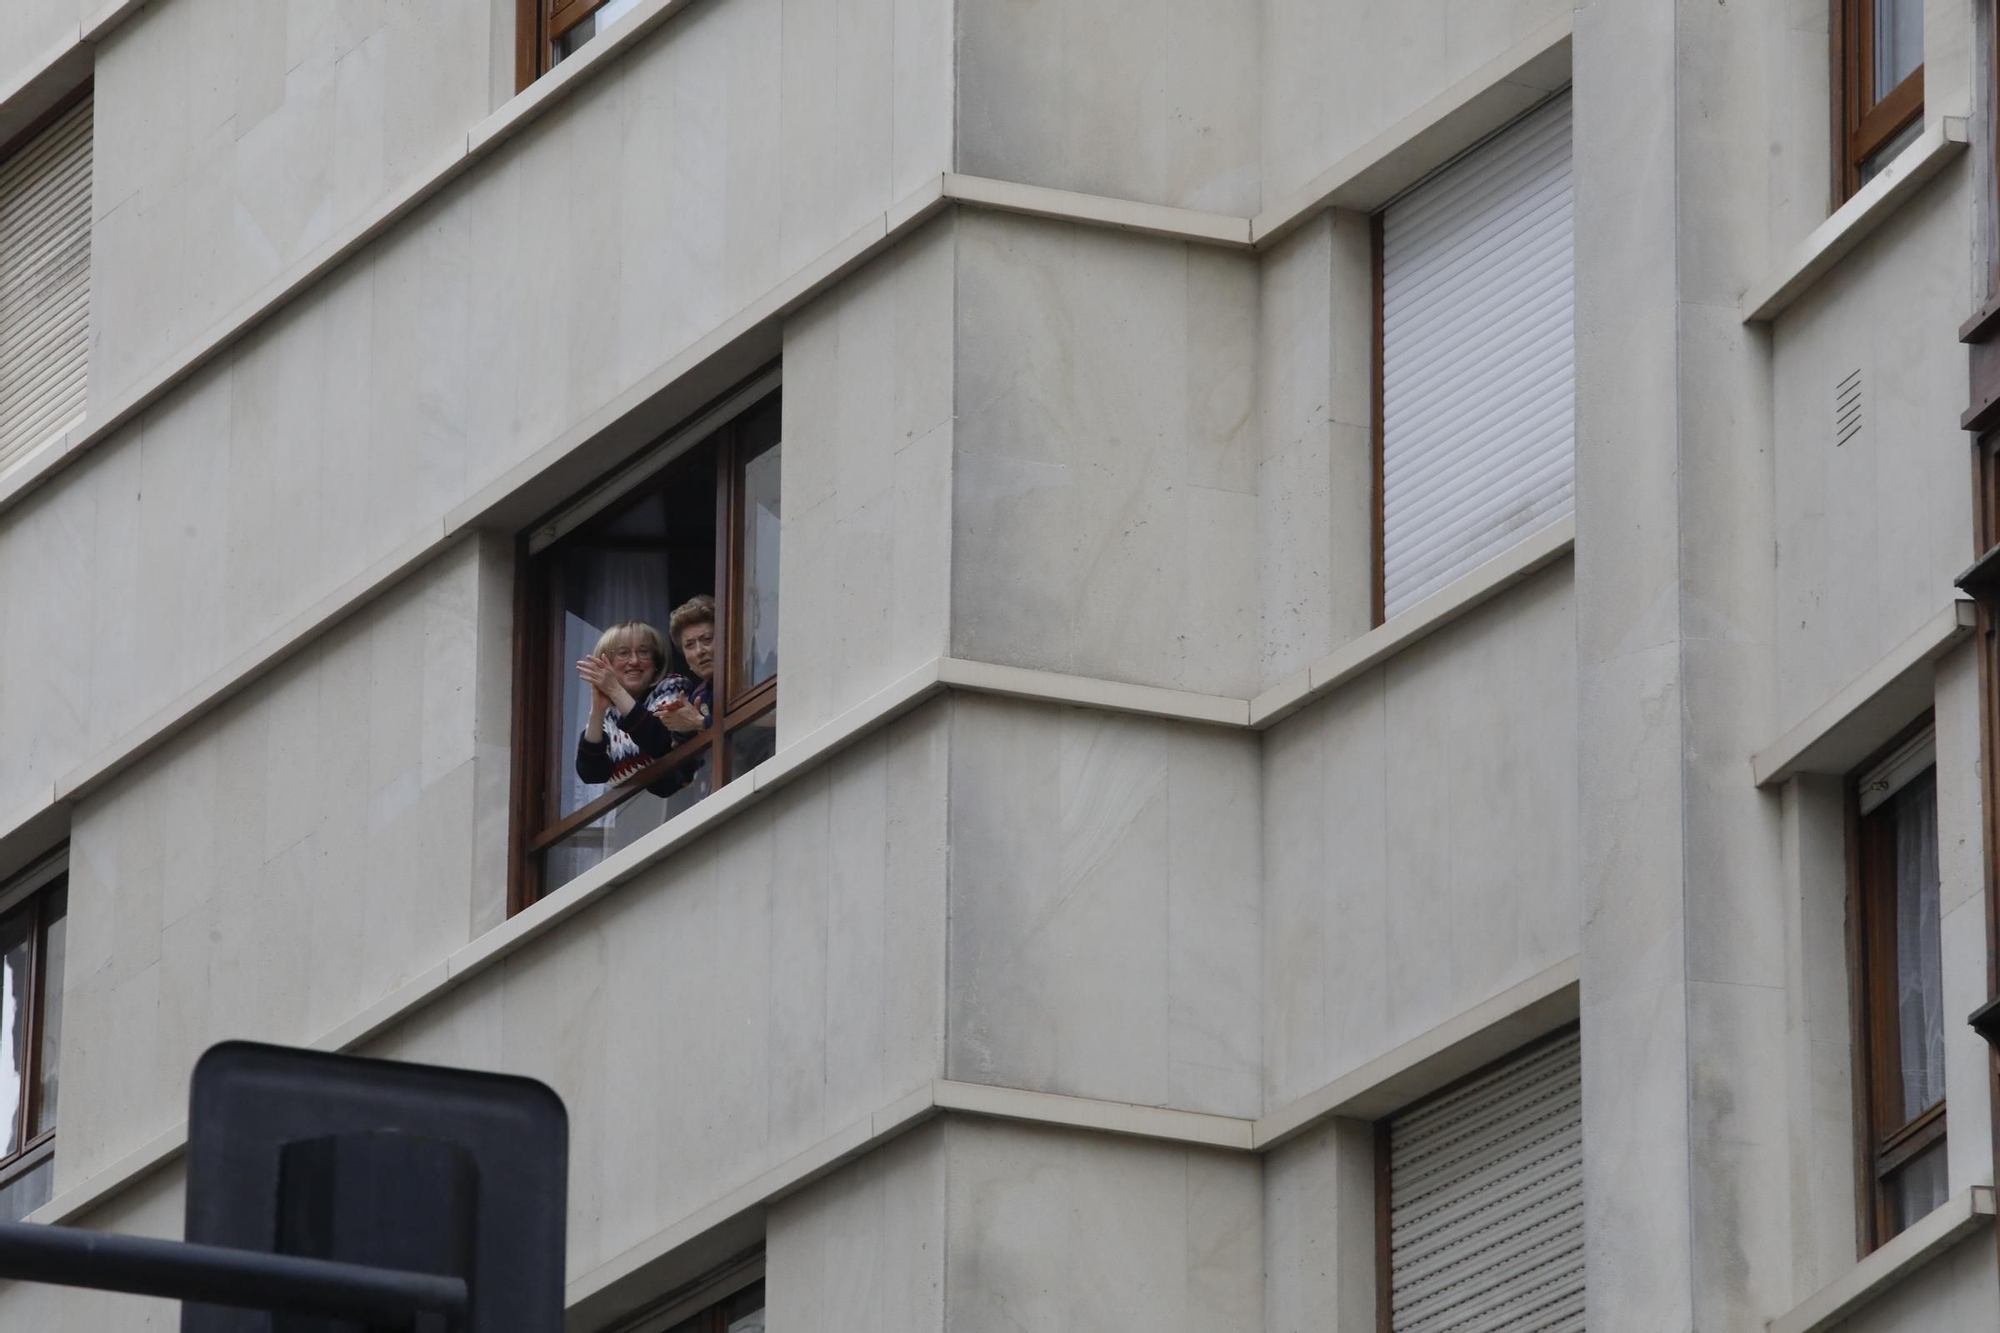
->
[0,1,1994,1330]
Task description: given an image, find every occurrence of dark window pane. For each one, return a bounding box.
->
[728,713,777,784]
[1873,0,1922,94]
[552,0,642,64]
[1890,773,1944,1121]
[1858,117,1922,184]
[0,910,30,1157]
[736,422,781,693]
[721,1280,765,1333]
[1885,1139,1949,1235]
[34,886,65,1137]
[0,1154,52,1222]
[549,464,715,823]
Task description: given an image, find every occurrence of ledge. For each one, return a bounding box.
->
[1751,601,1976,787]
[0,1,142,148]
[938,658,1251,727]
[1768,1186,1995,1333]
[1251,16,1573,247]
[1253,954,1580,1149]
[1250,516,1575,727]
[943,173,1250,247]
[1742,116,1969,324]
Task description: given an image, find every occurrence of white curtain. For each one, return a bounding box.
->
[1894,773,1944,1121]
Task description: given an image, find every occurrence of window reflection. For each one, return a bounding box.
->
[0,913,28,1157]
[1858,117,1922,185]
[553,0,644,65]
[1873,0,1922,95]
[736,424,781,694]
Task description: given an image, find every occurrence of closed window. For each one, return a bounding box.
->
[1852,723,1947,1245]
[0,90,91,477]
[1836,0,1924,199]
[518,0,644,85]
[510,375,780,910]
[1381,1030,1583,1332]
[0,852,67,1222]
[1375,93,1574,622]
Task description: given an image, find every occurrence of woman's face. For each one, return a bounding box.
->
[605,633,660,694]
[677,620,716,681]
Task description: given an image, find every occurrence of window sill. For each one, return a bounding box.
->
[1767,1186,1995,1333]
[1750,601,1974,786]
[1742,116,1968,324]
[1249,515,1575,728]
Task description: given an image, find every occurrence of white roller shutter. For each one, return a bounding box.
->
[1388,1031,1584,1333]
[0,95,92,475]
[1381,93,1572,618]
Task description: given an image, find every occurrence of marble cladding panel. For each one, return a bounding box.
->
[0,1,88,95]
[0,1159,186,1330]
[942,1118,1262,1333]
[1771,175,1977,732]
[766,1121,947,1333]
[779,216,954,741]
[2,0,956,813]
[951,213,1262,698]
[1686,978,1794,1330]
[1779,775,1858,1301]
[1261,563,1577,1108]
[955,0,1260,215]
[1255,212,1374,688]
[1830,1231,1999,1333]
[89,0,496,403]
[1260,0,1570,207]
[1262,1119,1376,1333]
[52,539,507,1190]
[945,695,1261,1119]
[363,702,949,1280]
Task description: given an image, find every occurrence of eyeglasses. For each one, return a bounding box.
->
[607,646,656,662]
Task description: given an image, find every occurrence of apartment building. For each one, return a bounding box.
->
[0,0,1995,1329]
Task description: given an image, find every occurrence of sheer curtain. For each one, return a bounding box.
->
[1894,773,1944,1120]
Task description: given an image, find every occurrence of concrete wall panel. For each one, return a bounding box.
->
[1773,174,1976,730]
[951,212,1262,697]
[1260,0,1569,207]
[363,701,949,1279]
[779,214,954,741]
[956,0,1259,215]
[944,695,1262,1119]
[942,1118,1262,1333]
[54,537,510,1189]
[767,1121,947,1333]
[1262,563,1577,1109]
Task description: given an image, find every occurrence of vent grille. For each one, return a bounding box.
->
[1835,369,1862,446]
[0,94,92,475]
[1389,1032,1585,1333]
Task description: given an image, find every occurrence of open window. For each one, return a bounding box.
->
[1835,0,1924,200]
[510,374,780,911]
[0,849,66,1222]
[1849,721,1948,1247]
[516,0,646,87]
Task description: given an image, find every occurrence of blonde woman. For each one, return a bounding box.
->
[574,620,693,793]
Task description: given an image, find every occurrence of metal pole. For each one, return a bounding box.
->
[0,1222,468,1328]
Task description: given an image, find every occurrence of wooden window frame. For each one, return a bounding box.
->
[1845,715,1946,1251]
[1833,0,1926,202]
[515,0,623,90]
[1370,211,1387,629]
[0,853,66,1198]
[507,386,780,915]
[1373,1023,1581,1332]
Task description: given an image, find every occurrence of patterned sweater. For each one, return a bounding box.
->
[575,675,708,789]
